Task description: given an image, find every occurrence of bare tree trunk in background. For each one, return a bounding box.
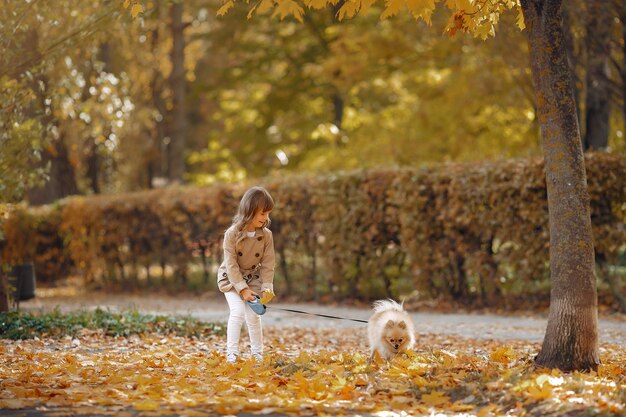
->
[85,42,114,194]
[149,5,166,188]
[303,13,345,135]
[561,1,581,128]
[27,128,78,205]
[521,0,599,372]
[333,92,344,131]
[23,29,78,205]
[278,247,292,295]
[0,270,9,312]
[83,47,102,195]
[86,147,100,194]
[167,2,187,183]
[616,1,626,150]
[583,0,612,151]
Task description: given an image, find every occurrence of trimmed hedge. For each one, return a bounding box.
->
[1,154,624,307]
[0,308,224,339]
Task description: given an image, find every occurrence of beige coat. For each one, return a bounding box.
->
[217,226,275,294]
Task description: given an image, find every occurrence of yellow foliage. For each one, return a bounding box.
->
[380,0,405,20]
[337,1,360,21]
[271,0,304,22]
[217,0,522,38]
[405,0,436,24]
[217,0,235,16]
[130,3,143,18]
[304,0,329,10]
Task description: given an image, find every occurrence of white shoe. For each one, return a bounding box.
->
[226,353,238,363]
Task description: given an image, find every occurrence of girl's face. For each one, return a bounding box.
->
[248,209,271,230]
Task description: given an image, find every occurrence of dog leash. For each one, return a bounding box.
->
[266,306,368,324]
[247,296,368,324]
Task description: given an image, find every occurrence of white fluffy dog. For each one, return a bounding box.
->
[367,299,416,360]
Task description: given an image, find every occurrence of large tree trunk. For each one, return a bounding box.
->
[521,0,599,371]
[167,2,187,183]
[583,0,612,150]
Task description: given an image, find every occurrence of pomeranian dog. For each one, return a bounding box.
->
[367,299,415,360]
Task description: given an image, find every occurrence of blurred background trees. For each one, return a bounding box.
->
[2,0,623,206]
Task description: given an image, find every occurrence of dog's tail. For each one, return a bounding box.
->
[372,299,404,313]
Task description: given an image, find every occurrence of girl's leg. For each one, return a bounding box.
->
[244,303,263,358]
[224,290,246,361]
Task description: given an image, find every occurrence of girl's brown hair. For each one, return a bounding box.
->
[232,186,274,232]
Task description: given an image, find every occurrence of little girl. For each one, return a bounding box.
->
[217,186,275,363]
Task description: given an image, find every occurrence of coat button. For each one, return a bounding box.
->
[255,253,260,257]
[257,237,263,241]
[238,252,243,256]
[222,273,227,277]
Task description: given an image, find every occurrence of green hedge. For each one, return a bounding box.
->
[1,154,624,307]
[0,309,224,339]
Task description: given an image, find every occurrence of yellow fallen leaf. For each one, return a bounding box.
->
[451,402,476,411]
[421,391,450,406]
[527,380,552,400]
[535,373,551,386]
[338,384,355,399]
[370,350,384,366]
[353,375,369,387]
[134,400,159,411]
[413,375,430,387]
[0,399,29,409]
[490,346,516,364]
[260,288,275,304]
[477,404,499,417]
[234,360,253,378]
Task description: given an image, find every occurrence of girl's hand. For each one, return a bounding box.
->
[240,288,258,301]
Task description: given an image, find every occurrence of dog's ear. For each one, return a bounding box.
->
[385,320,395,328]
[398,321,407,329]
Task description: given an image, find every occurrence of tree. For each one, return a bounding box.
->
[216,0,600,371]
[167,1,188,183]
[0,0,121,310]
[583,0,612,150]
[520,0,598,371]
[621,1,626,147]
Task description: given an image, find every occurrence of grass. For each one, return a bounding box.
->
[0,308,225,340]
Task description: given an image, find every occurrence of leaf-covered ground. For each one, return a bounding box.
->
[1,326,624,416]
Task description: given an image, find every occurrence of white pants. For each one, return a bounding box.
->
[224,290,263,356]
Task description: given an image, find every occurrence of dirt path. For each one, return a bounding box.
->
[19,292,626,345]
